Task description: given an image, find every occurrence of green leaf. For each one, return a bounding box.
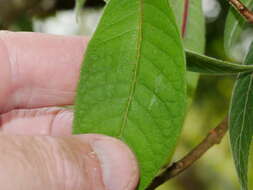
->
[170,0,205,53]
[182,0,205,52]
[73,0,186,189]
[229,43,253,190]
[224,0,253,58]
[170,0,205,103]
[186,50,253,74]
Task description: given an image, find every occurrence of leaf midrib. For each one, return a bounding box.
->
[181,0,189,37]
[118,0,144,137]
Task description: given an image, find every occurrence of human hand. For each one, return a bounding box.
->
[0,31,139,190]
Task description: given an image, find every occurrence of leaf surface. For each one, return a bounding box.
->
[170,0,205,101]
[224,0,253,58]
[73,0,186,189]
[186,50,253,74]
[171,0,205,53]
[229,43,253,190]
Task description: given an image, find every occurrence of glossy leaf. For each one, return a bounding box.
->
[224,0,253,58]
[229,43,253,190]
[186,50,253,74]
[73,0,186,189]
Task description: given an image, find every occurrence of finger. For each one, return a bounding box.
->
[0,31,88,113]
[0,107,73,136]
[0,134,139,190]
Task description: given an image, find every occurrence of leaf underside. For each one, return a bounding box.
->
[186,50,253,74]
[73,0,186,189]
[229,43,253,190]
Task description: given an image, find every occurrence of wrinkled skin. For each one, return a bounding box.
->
[0,31,139,190]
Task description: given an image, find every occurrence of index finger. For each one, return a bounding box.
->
[0,31,88,113]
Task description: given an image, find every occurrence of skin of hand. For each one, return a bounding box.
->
[0,31,139,190]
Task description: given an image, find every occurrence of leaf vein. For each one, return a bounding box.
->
[118,0,144,137]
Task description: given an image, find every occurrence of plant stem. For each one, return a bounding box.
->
[181,0,189,37]
[146,117,228,190]
[228,0,253,23]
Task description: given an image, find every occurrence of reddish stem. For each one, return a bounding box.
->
[181,0,189,37]
[228,0,253,23]
[146,118,228,190]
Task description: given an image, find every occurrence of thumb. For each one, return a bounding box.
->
[0,134,139,190]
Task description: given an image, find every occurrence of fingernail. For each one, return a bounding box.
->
[91,138,139,190]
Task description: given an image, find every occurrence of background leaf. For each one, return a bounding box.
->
[73,0,186,189]
[75,0,86,19]
[229,43,253,190]
[224,0,253,59]
[171,0,205,53]
[170,0,205,103]
[186,50,253,74]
